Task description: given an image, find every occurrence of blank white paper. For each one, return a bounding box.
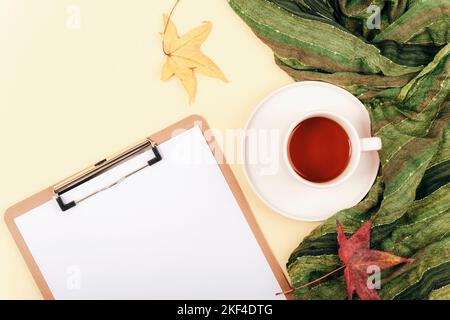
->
[15,126,284,300]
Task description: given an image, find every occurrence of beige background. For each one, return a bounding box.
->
[0,0,320,299]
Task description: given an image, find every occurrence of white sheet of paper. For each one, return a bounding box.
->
[15,126,284,299]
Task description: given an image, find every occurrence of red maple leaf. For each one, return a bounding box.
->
[337,219,414,300]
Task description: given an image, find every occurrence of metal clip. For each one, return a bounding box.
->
[54,139,162,212]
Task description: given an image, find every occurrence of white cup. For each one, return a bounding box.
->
[283,110,382,188]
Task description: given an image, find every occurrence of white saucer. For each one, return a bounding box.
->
[243,81,380,221]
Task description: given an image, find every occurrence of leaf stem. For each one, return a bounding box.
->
[276,265,345,296]
[162,0,181,55]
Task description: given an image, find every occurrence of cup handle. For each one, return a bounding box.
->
[360,137,382,152]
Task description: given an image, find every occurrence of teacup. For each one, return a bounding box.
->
[283,110,382,188]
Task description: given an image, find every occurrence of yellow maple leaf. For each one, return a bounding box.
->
[161,14,228,103]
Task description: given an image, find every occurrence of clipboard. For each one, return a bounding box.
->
[5,115,292,300]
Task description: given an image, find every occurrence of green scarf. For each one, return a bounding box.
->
[229,0,450,299]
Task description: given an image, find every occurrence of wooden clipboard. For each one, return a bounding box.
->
[4,114,292,300]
